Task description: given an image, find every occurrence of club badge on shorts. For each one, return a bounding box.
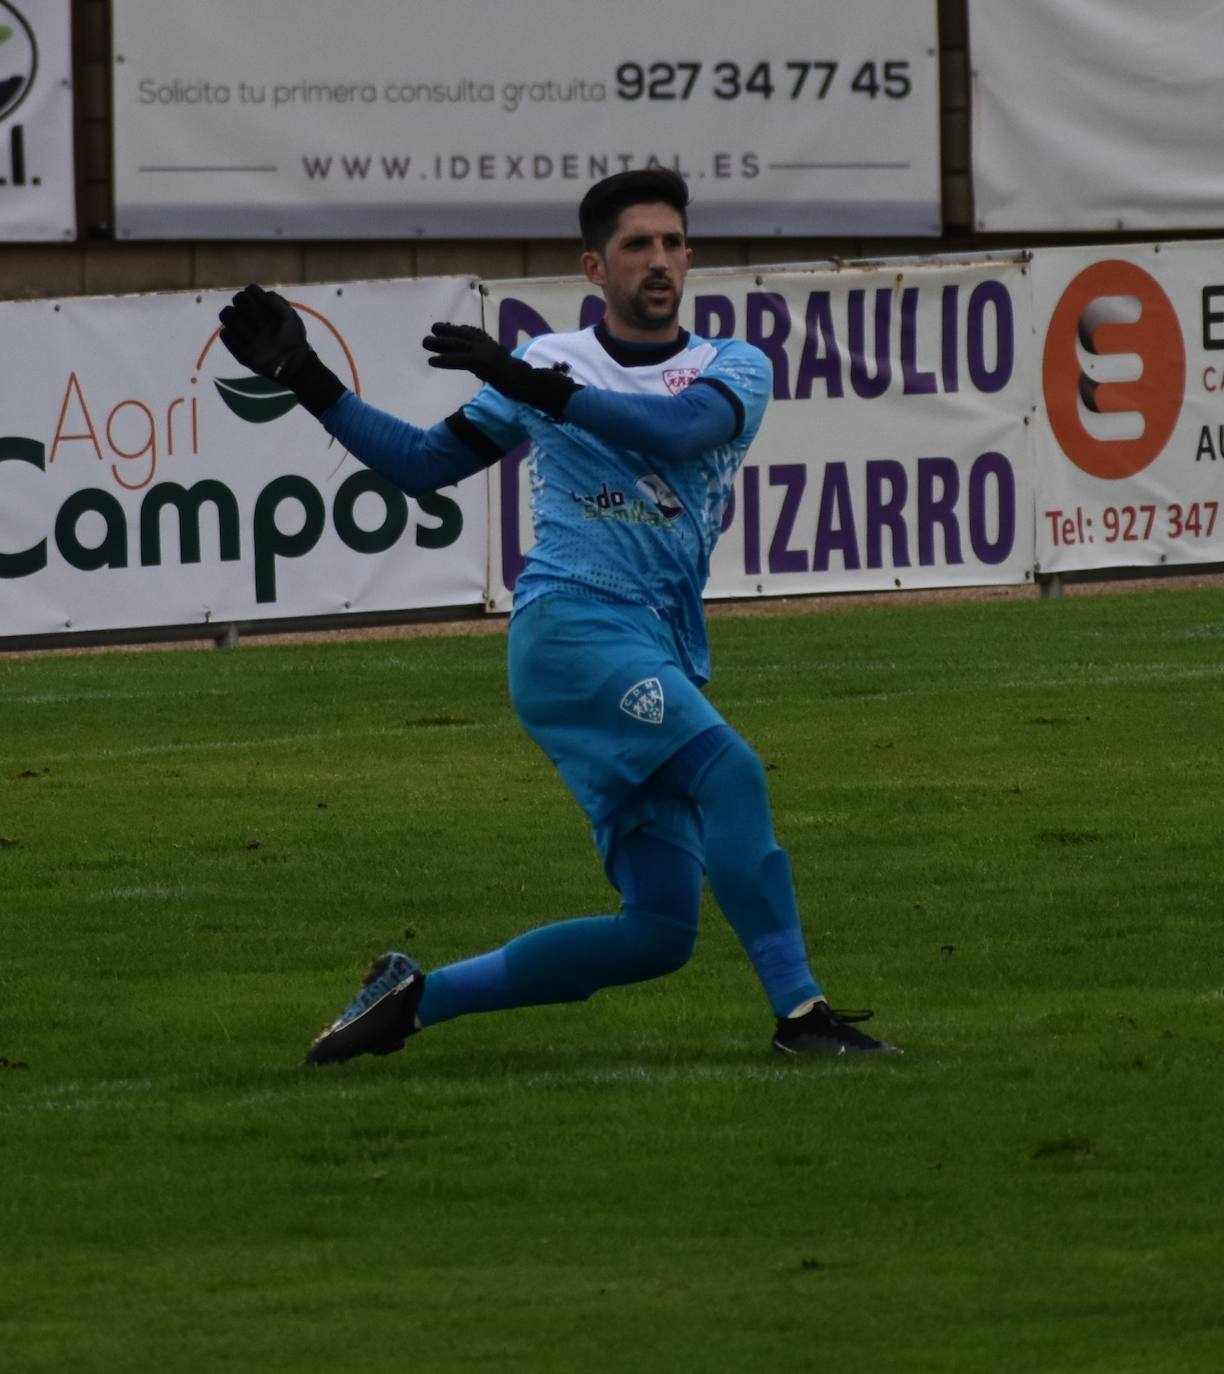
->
[620,677,665,725]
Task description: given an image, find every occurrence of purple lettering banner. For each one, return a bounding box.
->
[482,260,1037,607]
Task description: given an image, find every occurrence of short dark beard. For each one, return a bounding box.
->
[624,287,681,333]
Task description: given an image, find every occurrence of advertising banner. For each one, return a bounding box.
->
[1032,242,1224,574]
[0,278,488,638]
[112,0,940,239]
[970,0,1224,232]
[0,0,74,240]
[482,259,1036,612]
[9,240,1217,645]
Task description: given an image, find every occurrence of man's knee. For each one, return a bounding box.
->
[621,904,698,978]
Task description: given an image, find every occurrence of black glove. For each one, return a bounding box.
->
[218,285,346,419]
[423,322,579,419]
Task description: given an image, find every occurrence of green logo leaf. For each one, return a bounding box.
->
[213,375,299,424]
[0,28,13,46]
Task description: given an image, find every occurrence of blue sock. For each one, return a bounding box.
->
[416,831,702,1027]
[658,726,823,1016]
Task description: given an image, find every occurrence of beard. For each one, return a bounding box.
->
[614,278,682,333]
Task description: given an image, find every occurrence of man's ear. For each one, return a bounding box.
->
[581,251,606,286]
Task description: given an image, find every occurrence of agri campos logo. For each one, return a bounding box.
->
[0,2,36,123]
[0,298,463,605]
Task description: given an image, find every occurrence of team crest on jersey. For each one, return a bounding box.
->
[662,367,701,395]
[620,677,665,725]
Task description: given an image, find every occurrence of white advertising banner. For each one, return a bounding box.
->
[0,0,74,241]
[483,260,1036,612]
[0,278,488,638]
[112,0,940,240]
[1032,241,1224,575]
[970,0,1224,233]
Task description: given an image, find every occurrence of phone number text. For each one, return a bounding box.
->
[1044,501,1220,547]
[615,59,913,102]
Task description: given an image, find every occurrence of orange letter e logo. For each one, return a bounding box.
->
[1042,260,1185,480]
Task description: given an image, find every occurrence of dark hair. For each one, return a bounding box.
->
[578,169,690,252]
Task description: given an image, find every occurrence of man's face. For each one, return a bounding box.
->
[581,202,693,341]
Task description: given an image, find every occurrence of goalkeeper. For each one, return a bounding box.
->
[219,168,900,1062]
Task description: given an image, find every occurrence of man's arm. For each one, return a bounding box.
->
[218,286,513,495]
[322,393,504,496]
[423,322,747,461]
[562,382,742,460]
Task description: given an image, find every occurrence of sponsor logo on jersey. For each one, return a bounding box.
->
[571,479,678,530]
[620,677,665,725]
[662,367,701,395]
[571,480,625,511]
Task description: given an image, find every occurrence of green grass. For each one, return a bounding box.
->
[2,589,1223,1373]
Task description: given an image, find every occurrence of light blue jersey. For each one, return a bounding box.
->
[464,322,772,684]
[310,301,832,1030]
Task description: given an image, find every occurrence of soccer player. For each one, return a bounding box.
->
[218,168,900,1062]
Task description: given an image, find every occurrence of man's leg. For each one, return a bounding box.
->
[653,724,820,1016]
[305,829,701,1062]
[412,828,702,1026]
[656,724,899,1054]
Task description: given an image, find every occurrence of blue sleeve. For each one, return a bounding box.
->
[561,341,773,460]
[458,375,536,452]
[321,390,512,495]
[563,381,741,461]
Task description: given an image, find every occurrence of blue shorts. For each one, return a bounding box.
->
[508,595,726,874]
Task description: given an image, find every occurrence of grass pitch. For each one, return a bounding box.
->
[2,588,1223,1373]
